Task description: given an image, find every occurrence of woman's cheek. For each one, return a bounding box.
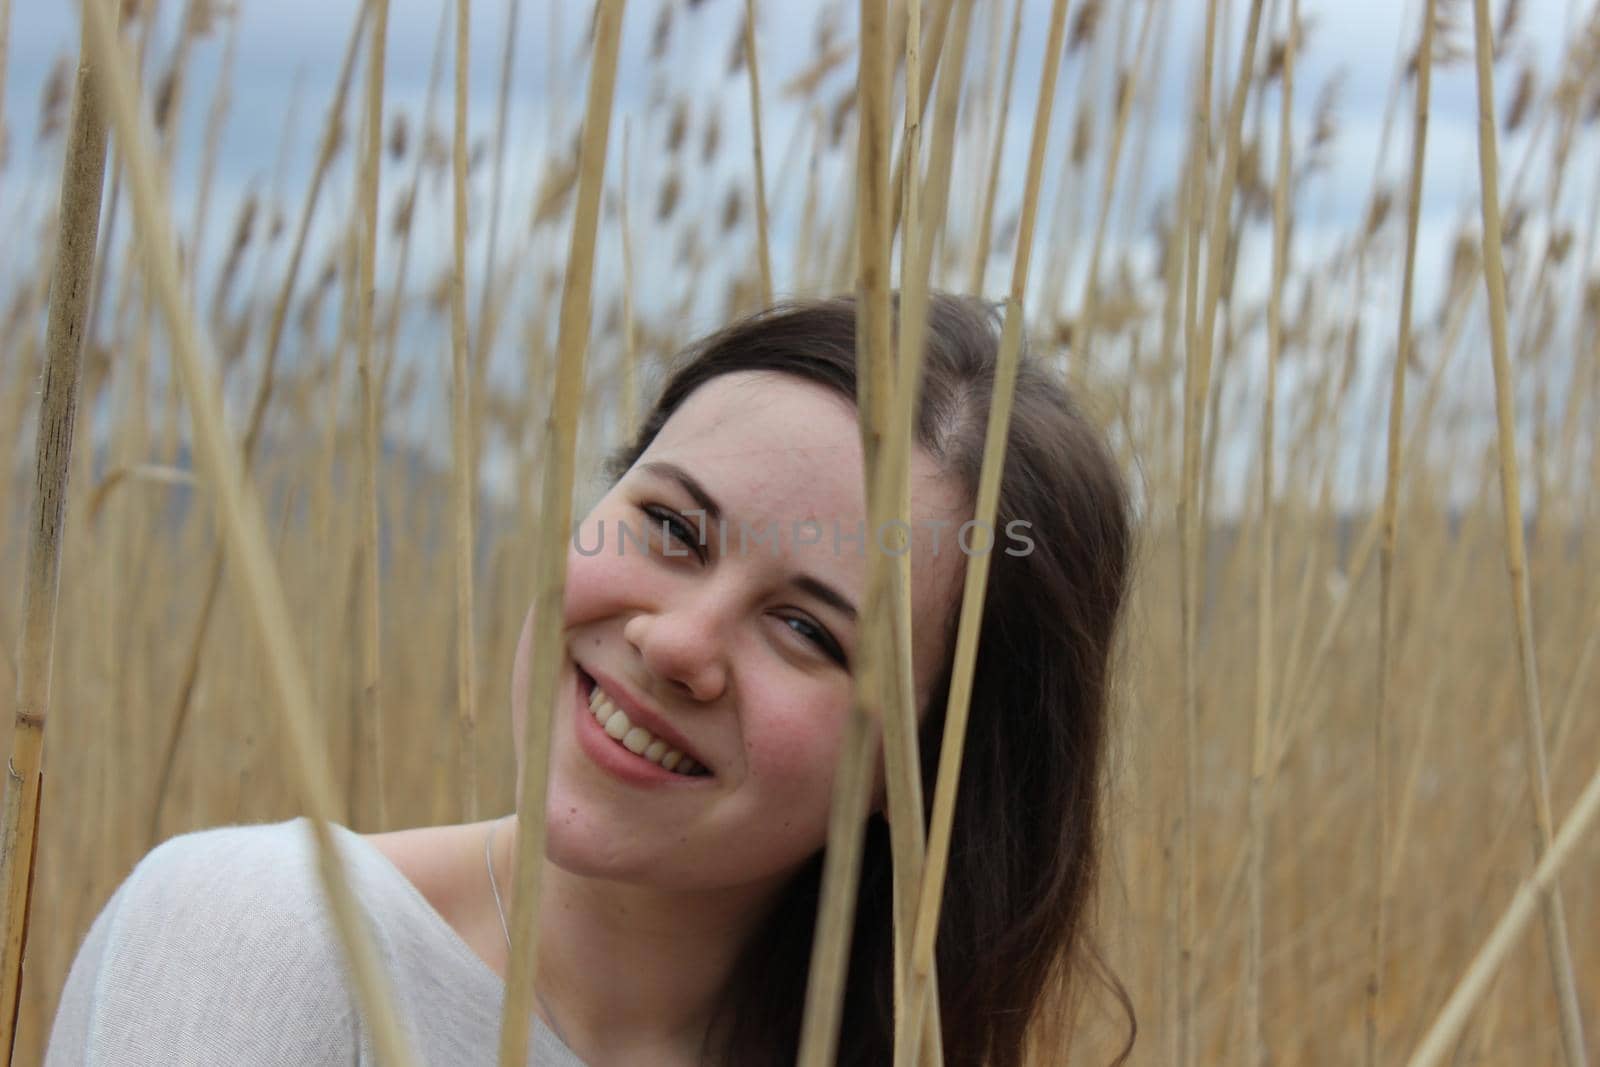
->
[564,513,638,619]
[749,700,852,800]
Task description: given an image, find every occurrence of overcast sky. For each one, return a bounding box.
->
[7,0,1583,294]
[4,0,1592,511]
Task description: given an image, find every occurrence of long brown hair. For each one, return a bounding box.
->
[600,294,1135,1066]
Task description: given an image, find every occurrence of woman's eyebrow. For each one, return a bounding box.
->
[793,574,857,621]
[639,460,723,524]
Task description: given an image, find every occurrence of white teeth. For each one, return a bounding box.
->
[585,678,705,777]
[622,727,652,755]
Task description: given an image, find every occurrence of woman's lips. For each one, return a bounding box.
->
[573,668,714,787]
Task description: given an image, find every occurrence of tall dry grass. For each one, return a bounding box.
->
[3,1,1600,1064]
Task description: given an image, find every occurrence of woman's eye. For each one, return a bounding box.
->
[784,616,848,667]
[640,505,704,560]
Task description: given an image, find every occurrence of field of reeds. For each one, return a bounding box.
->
[3,0,1600,1063]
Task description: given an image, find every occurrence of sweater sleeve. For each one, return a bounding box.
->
[45,822,366,1066]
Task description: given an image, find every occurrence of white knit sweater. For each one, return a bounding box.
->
[46,818,586,1066]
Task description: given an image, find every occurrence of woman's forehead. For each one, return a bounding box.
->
[646,372,967,521]
[648,374,868,509]
[657,374,858,447]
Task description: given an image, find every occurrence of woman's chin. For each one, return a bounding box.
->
[541,781,651,874]
[542,824,675,888]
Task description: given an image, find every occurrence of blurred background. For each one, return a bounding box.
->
[3,0,1599,1062]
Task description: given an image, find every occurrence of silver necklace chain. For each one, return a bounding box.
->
[484,817,571,1052]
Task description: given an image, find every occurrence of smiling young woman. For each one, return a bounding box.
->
[46,293,1135,1066]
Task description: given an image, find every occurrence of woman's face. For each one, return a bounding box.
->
[511,371,969,900]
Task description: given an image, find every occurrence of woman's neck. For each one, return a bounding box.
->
[495,817,779,1065]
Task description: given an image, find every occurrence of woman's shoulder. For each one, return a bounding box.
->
[115,817,399,945]
[132,816,332,899]
[46,818,380,1064]
[48,817,560,1065]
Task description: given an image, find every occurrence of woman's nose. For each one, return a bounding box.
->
[621,600,729,703]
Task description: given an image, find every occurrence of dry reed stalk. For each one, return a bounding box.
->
[473,235,542,386]
[1037,51,1098,327]
[797,3,894,1062]
[1178,0,1240,1061]
[1196,248,1241,535]
[1174,4,1219,1061]
[498,2,624,1062]
[115,353,168,843]
[1548,593,1600,762]
[81,1,159,421]
[1405,713,1600,1066]
[967,0,1004,262]
[879,5,959,1060]
[966,0,1020,294]
[883,6,925,1044]
[0,19,109,1056]
[1384,538,1473,895]
[76,24,166,638]
[1369,2,1434,1060]
[743,0,773,303]
[1073,0,1157,380]
[1153,148,1190,492]
[45,32,101,961]
[85,464,197,522]
[186,8,236,304]
[1245,2,1294,1061]
[1459,6,1593,1062]
[467,0,520,487]
[150,1,370,839]
[1116,0,1175,250]
[828,1,946,287]
[1161,814,1181,1064]
[450,0,479,822]
[379,0,450,400]
[884,7,979,1059]
[792,109,823,293]
[326,295,362,787]
[883,0,954,245]
[1550,331,1594,547]
[476,0,521,340]
[509,333,549,605]
[1461,2,1591,1061]
[85,15,141,892]
[760,102,816,225]
[72,1,419,1061]
[912,0,1071,1017]
[151,0,200,178]
[353,0,392,834]
[619,122,639,441]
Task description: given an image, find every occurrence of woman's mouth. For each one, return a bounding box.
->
[577,669,711,779]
